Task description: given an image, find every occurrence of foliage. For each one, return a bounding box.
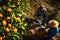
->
[0,0,30,40]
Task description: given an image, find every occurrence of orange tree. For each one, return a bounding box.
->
[0,0,30,40]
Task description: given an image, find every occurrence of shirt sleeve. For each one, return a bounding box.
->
[47,27,59,37]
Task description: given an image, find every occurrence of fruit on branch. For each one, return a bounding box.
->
[2,20,7,26]
[8,23,11,28]
[5,28,10,32]
[0,37,3,40]
[0,13,3,18]
[0,0,28,39]
[5,17,11,20]
[13,28,17,32]
[6,8,12,13]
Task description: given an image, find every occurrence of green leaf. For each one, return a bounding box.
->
[0,29,2,33]
[10,5,16,8]
[21,31,24,35]
[7,32,11,36]
[13,32,20,35]
[5,37,10,40]
[22,18,25,21]
[3,5,7,10]
[24,23,27,27]
[17,14,22,17]
[12,34,20,39]
[0,23,1,25]
[22,26,25,30]
[12,37,17,40]
[11,36,19,40]
[20,22,24,25]
[21,2,26,5]
[0,7,2,10]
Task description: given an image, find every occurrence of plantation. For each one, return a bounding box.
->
[0,0,29,40]
[0,0,60,40]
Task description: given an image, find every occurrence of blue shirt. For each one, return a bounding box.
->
[47,26,59,37]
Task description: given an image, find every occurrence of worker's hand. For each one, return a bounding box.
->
[45,28,49,33]
[37,20,43,25]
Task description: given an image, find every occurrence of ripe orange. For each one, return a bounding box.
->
[13,28,17,32]
[5,28,10,32]
[0,37,3,40]
[6,8,11,13]
[8,23,11,28]
[6,16,10,20]
[2,20,7,26]
[0,13,3,18]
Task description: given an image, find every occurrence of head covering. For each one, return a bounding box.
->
[48,20,59,28]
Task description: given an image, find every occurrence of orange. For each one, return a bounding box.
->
[5,28,10,32]
[13,28,17,32]
[6,16,10,20]
[8,23,11,28]
[0,13,3,18]
[2,20,6,26]
[6,8,11,13]
[0,37,3,40]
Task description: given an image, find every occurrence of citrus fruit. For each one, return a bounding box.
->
[0,37,3,40]
[2,20,6,26]
[0,13,3,18]
[8,23,11,28]
[13,28,17,32]
[6,16,10,20]
[5,28,10,32]
[6,8,11,13]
